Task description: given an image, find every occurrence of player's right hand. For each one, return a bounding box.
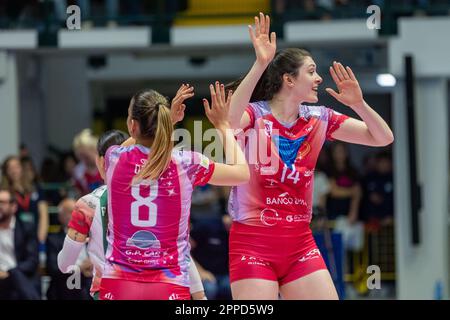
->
[248,12,276,66]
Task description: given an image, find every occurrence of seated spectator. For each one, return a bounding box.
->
[46,198,92,300]
[361,150,394,229]
[1,155,49,244]
[0,187,40,300]
[326,142,362,223]
[190,214,231,300]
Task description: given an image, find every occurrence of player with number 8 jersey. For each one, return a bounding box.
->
[99,83,249,300]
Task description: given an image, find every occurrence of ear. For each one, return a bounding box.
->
[129,119,140,137]
[283,74,295,87]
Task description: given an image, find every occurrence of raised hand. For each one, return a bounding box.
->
[248,12,277,66]
[326,62,364,108]
[203,81,233,129]
[170,83,195,124]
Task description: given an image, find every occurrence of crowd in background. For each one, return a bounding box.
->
[0,127,394,300]
[1,0,449,29]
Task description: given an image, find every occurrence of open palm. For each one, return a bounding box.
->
[170,84,194,124]
[326,62,364,108]
[249,12,276,65]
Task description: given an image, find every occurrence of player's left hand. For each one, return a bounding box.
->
[170,84,195,124]
[326,61,364,108]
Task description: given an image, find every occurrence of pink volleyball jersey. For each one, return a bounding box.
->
[228,101,349,229]
[103,145,215,287]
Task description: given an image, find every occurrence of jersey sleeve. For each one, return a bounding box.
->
[325,107,350,141]
[104,145,120,173]
[186,151,216,187]
[67,195,95,235]
[242,104,256,133]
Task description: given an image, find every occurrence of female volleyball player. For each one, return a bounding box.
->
[226,13,394,300]
[98,83,249,300]
[58,128,207,300]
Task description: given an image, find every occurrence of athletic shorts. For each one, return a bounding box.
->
[99,278,191,300]
[229,222,328,286]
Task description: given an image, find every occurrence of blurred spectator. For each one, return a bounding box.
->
[360,150,394,229]
[20,156,39,188]
[274,0,333,20]
[1,155,49,244]
[361,152,377,178]
[191,185,221,218]
[77,0,118,27]
[313,148,331,217]
[19,143,30,159]
[190,215,231,300]
[72,129,103,197]
[59,152,79,200]
[46,198,92,300]
[40,157,65,207]
[0,187,40,300]
[326,142,362,223]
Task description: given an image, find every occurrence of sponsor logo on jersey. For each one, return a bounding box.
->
[260,166,277,176]
[286,214,310,223]
[126,230,161,249]
[264,178,279,188]
[265,192,308,207]
[263,120,273,137]
[303,169,314,177]
[260,208,282,226]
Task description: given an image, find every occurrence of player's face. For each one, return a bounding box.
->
[293,56,322,103]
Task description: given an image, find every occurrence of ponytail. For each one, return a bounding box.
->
[133,104,174,183]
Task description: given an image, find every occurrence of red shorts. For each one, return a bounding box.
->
[229,222,328,286]
[99,278,191,300]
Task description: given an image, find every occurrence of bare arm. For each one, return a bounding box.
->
[229,13,276,130]
[326,62,394,146]
[348,183,362,224]
[37,200,49,243]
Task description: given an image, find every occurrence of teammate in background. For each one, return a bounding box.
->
[226,13,394,299]
[99,82,249,300]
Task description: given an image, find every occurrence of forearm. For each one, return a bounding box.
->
[57,235,85,273]
[217,123,248,167]
[189,257,205,295]
[352,100,394,146]
[37,202,49,243]
[229,61,268,128]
